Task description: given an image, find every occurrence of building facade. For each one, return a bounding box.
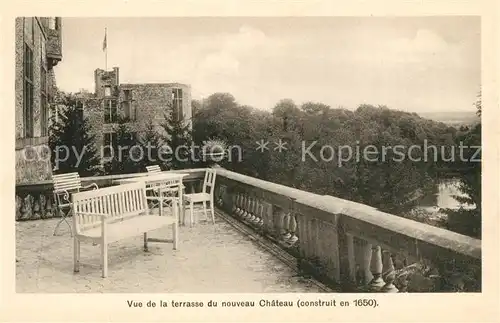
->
[15,17,63,184]
[84,67,192,163]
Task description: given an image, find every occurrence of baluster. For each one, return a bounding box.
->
[15,195,22,221]
[369,245,385,291]
[381,250,398,292]
[20,194,34,221]
[282,212,291,241]
[248,196,256,223]
[287,213,298,245]
[246,195,253,221]
[234,193,242,217]
[262,202,274,234]
[45,194,54,218]
[242,194,250,220]
[271,204,284,239]
[222,185,232,212]
[239,193,247,218]
[360,241,374,285]
[231,192,238,214]
[239,194,247,218]
[276,208,287,241]
[39,194,47,219]
[217,185,226,206]
[257,200,264,226]
[251,197,260,224]
[32,194,41,220]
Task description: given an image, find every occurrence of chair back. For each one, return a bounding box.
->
[53,172,82,208]
[202,168,217,195]
[53,172,82,193]
[146,165,162,175]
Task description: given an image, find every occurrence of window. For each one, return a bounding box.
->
[23,42,34,138]
[104,86,112,97]
[103,132,117,158]
[103,99,117,123]
[40,68,48,136]
[122,89,136,120]
[48,17,57,30]
[40,33,48,136]
[171,88,183,121]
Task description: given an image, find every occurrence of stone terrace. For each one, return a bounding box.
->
[15,168,481,293]
[16,211,326,293]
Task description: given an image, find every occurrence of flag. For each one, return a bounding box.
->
[102,29,107,51]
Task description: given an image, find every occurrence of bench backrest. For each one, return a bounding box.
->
[202,168,217,195]
[53,172,82,193]
[146,165,162,174]
[72,182,148,233]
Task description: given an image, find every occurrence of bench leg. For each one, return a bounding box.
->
[210,199,215,225]
[203,201,208,222]
[144,233,148,252]
[73,237,80,273]
[101,242,108,278]
[172,222,178,250]
[190,201,194,227]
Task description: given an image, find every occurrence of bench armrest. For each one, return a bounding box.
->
[81,182,99,191]
[54,189,71,205]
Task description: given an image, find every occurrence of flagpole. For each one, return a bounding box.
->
[104,27,108,71]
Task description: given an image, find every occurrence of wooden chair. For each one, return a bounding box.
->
[52,172,98,236]
[72,181,178,278]
[183,168,217,226]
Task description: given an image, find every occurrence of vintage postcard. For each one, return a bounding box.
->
[1,0,499,322]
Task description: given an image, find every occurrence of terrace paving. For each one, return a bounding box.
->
[16,210,325,293]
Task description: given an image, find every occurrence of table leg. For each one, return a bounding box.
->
[158,188,163,217]
[179,185,185,225]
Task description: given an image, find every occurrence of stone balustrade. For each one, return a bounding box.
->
[15,167,481,292]
[212,168,481,293]
[15,169,207,221]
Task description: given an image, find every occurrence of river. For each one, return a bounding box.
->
[417,178,475,213]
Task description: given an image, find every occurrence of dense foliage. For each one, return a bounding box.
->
[49,89,481,238]
[48,94,102,176]
[440,92,481,238]
[192,92,481,236]
[103,116,141,175]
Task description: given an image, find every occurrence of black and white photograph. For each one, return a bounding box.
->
[4,2,498,321]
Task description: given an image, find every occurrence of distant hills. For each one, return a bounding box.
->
[417,111,480,126]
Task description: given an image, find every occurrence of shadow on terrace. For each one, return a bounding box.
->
[15,168,481,293]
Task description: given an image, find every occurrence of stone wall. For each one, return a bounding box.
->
[16,17,50,139]
[84,81,193,157]
[15,17,60,184]
[118,83,192,135]
[15,144,52,184]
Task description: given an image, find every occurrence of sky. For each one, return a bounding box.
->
[54,17,480,113]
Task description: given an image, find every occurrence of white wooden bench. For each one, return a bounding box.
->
[71,181,179,278]
[52,172,98,236]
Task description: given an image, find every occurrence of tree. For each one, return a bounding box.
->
[48,93,102,176]
[440,95,481,238]
[103,116,141,175]
[160,106,194,170]
[137,120,164,171]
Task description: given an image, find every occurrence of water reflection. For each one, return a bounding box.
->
[418,178,475,211]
